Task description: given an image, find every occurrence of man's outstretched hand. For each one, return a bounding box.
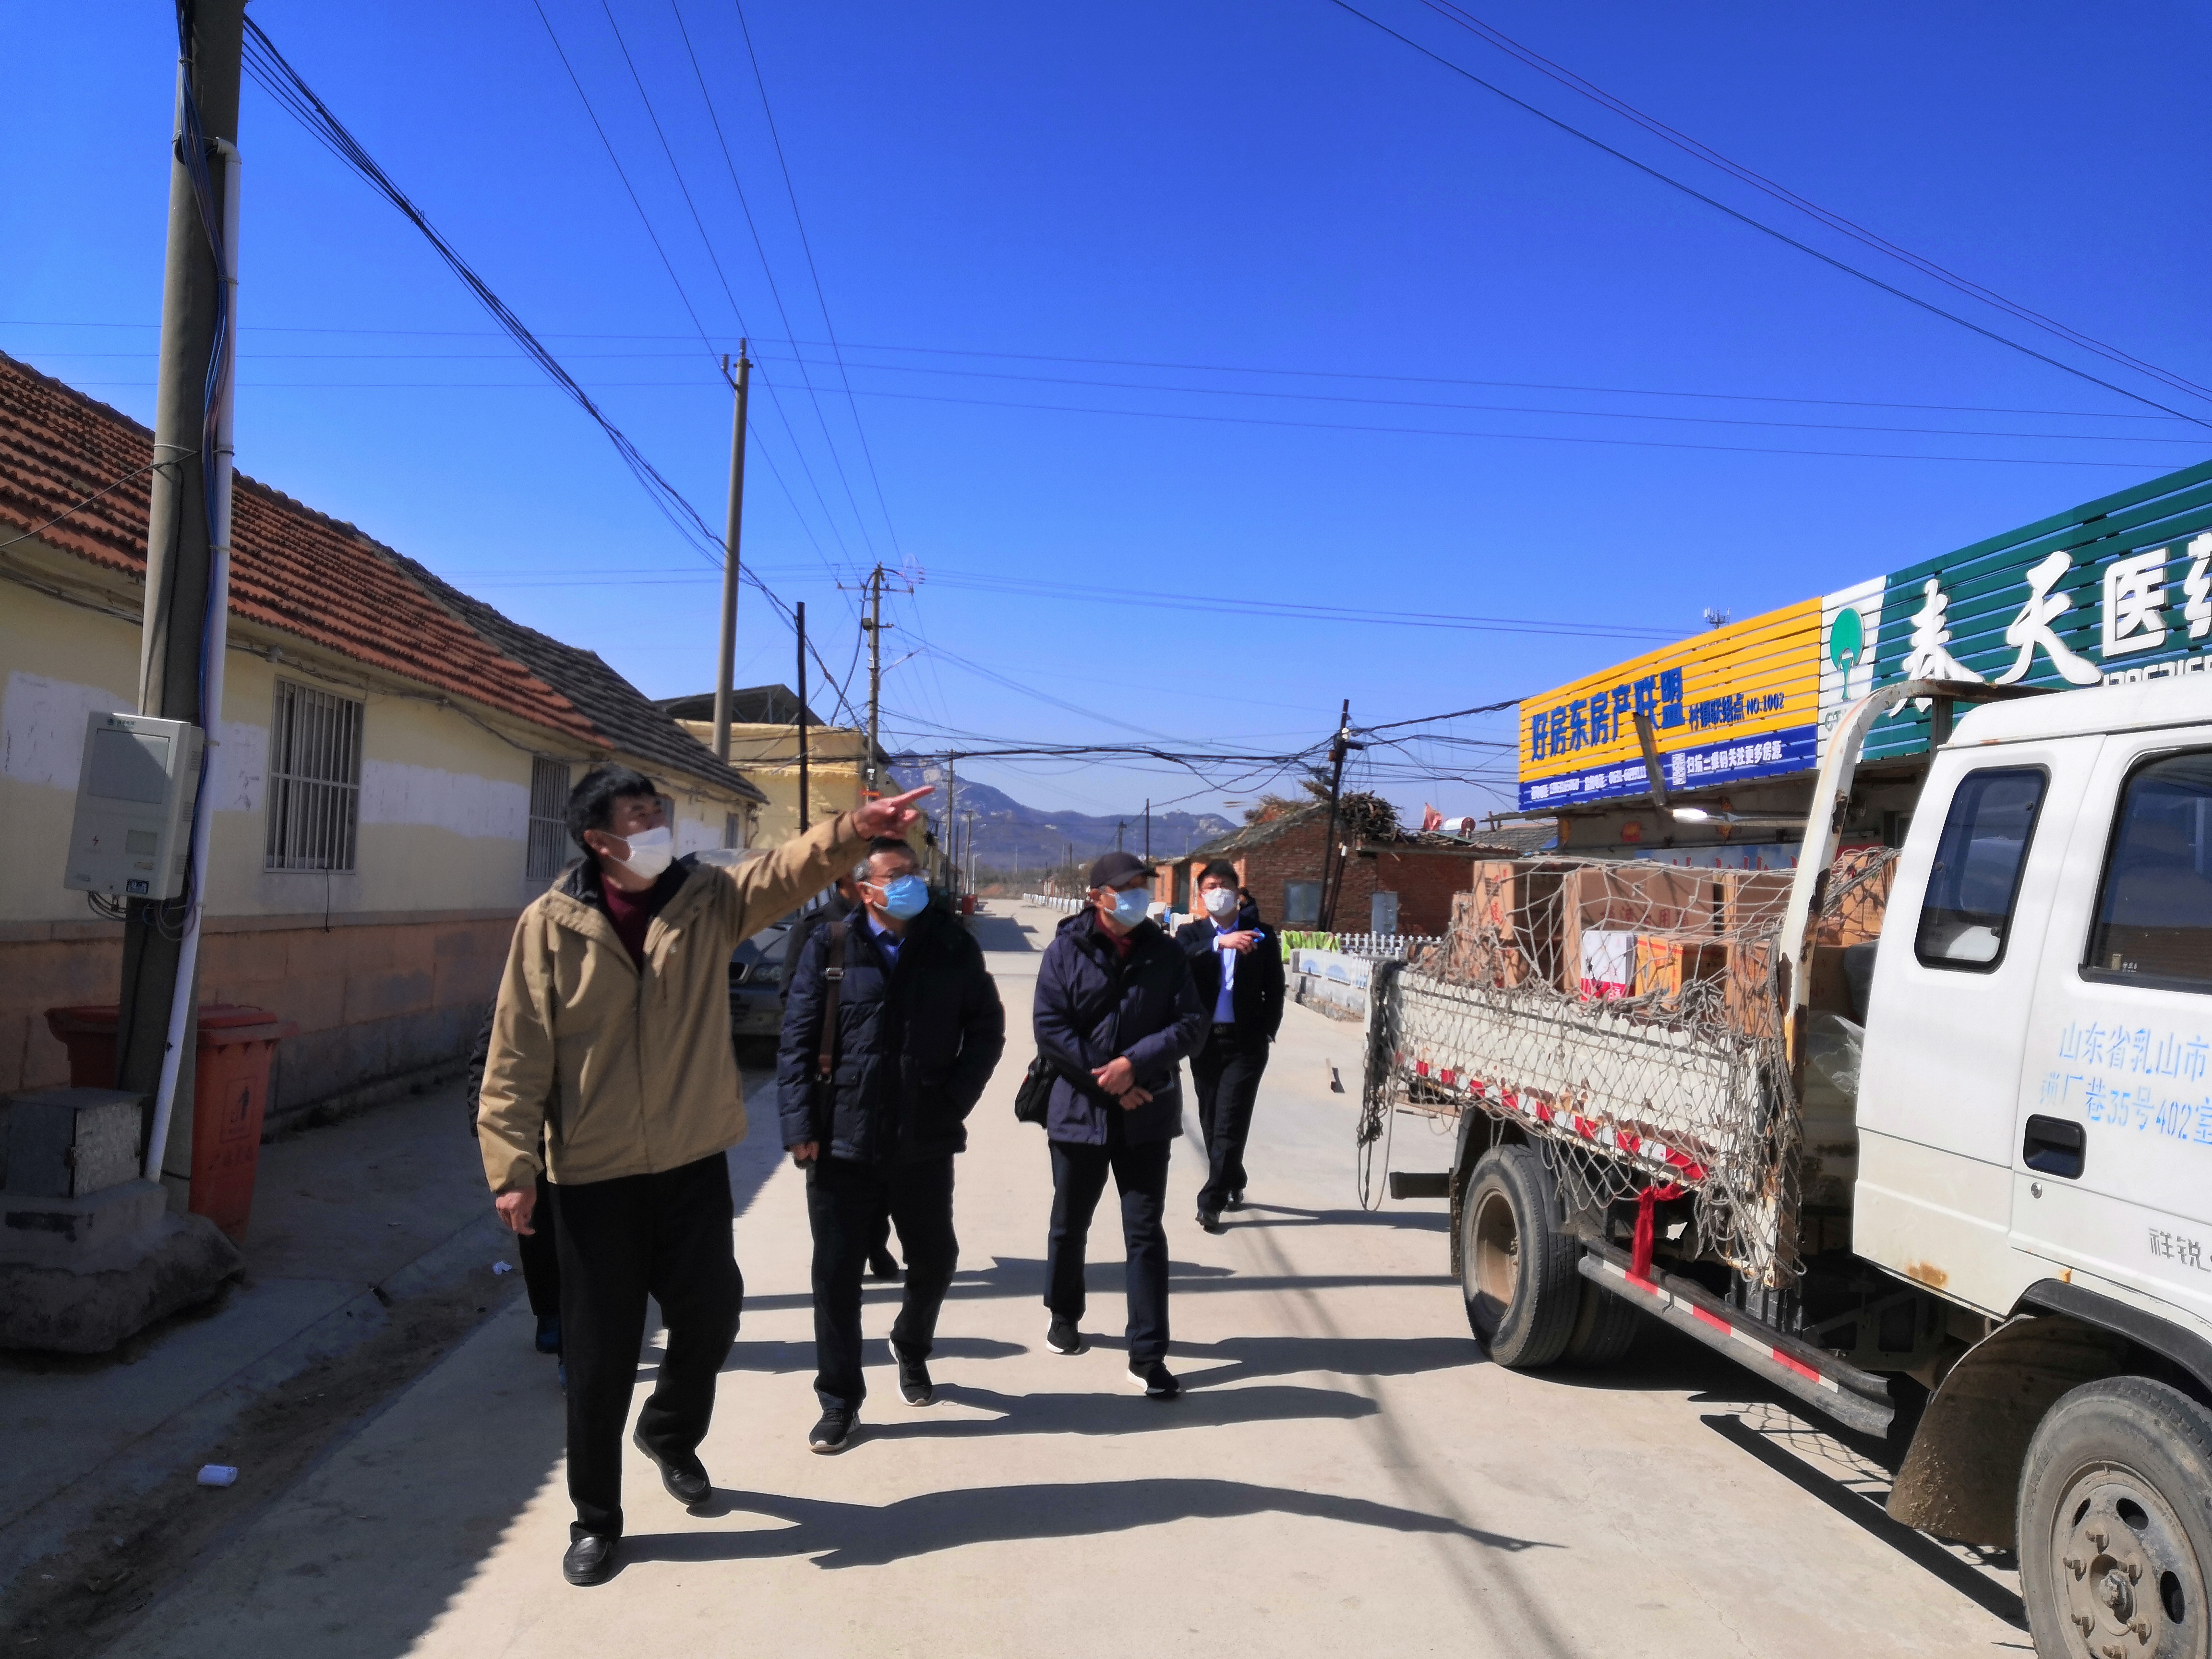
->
[853,785,932,839]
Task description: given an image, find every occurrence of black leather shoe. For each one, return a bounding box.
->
[1226,1190,1247,1210]
[563,1532,618,1586]
[1196,1210,1226,1235]
[631,1429,712,1508]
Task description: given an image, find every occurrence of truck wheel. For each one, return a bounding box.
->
[1459,1144,1580,1368]
[2018,1375,2212,1659]
[1561,1279,1641,1368]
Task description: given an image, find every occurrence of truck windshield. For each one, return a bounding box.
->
[2086,750,2212,993]
[1914,767,2046,970]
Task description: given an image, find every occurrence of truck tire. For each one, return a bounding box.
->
[2017,1375,2212,1659]
[1459,1144,1580,1368]
[1561,1278,1641,1368]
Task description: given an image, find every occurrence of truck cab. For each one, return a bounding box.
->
[1856,675,2212,1342]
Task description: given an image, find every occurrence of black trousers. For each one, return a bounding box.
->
[1046,1120,1171,1365]
[806,1154,958,1411]
[1192,1026,1269,1217]
[550,1153,743,1539]
[518,1173,561,1322]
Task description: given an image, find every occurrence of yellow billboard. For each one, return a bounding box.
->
[1518,599,1821,811]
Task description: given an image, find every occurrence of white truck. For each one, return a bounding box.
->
[1367,674,2212,1659]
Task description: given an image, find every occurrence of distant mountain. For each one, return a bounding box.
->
[891,760,1235,874]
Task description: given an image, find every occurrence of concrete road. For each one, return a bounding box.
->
[101,902,2024,1659]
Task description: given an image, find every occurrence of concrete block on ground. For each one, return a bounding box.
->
[0,1207,240,1353]
[1,1177,168,1267]
[6,1086,145,1197]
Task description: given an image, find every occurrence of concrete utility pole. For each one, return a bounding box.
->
[794,600,808,833]
[858,563,892,798]
[1143,798,1151,861]
[709,342,751,762]
[943,751,957,890]
[118,0,247,1182]
[1116,820,1126,852]
[966,810,978,894]
[1317,698,1355,931]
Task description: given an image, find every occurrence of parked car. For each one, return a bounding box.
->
[729,921,793,1051]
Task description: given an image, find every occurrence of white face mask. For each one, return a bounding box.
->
[1202,887,1239,919]
[613,823,673,880]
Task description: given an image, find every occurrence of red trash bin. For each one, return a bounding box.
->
[44,1003,296,1240]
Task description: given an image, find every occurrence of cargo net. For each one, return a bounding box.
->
[1358,850,1897,1289]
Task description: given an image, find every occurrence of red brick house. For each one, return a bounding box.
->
[1154,804,1520,936]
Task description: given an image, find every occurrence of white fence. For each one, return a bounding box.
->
[1022,893,1083,914]
[1328,933,1441,961]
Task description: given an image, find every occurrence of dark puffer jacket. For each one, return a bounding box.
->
[1032,908,1206,1146]
[776,904,1006,1163]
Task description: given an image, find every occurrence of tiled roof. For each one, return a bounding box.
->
[0,353,595,745]
[392,556,766,802]
[0,354,760,798]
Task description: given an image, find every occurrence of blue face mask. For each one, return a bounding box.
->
[879,874,930,920]
[1110,888,1152,927]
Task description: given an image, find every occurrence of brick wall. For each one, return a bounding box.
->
[1163,816,1480,935]
[0,909,516,1118]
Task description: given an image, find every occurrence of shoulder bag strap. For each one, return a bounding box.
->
[817,921,849,1082]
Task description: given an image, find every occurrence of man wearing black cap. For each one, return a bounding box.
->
[1031,851,1206,1398]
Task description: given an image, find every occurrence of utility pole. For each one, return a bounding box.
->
[1317,699,1361,931]
[966,810,978,895]
[1116,820,1126,853]
[709,342,751,763]
[794,600,809,833]
[118,0,247,1189]
[1143,798,1151,861]
[855,564,890,798]
[943,751,957,891]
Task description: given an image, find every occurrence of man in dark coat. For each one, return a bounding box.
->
[779,836,1006,1451]
[1176,861,1285,1232]
[1032,850,1207,1399]
[785,873,901,1281]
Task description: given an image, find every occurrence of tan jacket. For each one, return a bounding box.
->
[477,812,869,1192]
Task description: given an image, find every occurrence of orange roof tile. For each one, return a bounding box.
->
[0,352,605,749]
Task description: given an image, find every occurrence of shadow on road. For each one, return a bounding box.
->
[734,1252,1453,1317]
[621,1476,1556,1571]
[868,1380,1377,1440]
[1229,1202,1450,1234]
[1177,1333,1480,1387]
[1702,1413,2027,1630]
[967,915,1037,952]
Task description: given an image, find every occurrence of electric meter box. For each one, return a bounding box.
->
[63,712,204,900]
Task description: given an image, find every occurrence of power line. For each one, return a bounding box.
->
[536,0,859,565]
[1322,0,2212,432]
[594,0,879,563]
[746,352,2206,445]
[663,0,877,605]
[240,16,861,727]
[20,324,2196,421]
[1418,0,2212,410]
[822,384,2178,470]
[729,0,906,562]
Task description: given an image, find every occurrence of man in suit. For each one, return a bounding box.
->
[779,837,1005,1452]
[1175,861,1285,1232]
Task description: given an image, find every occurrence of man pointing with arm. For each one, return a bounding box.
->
[478,769,929,1586]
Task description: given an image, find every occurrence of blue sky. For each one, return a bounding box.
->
[8,0,2210,825]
